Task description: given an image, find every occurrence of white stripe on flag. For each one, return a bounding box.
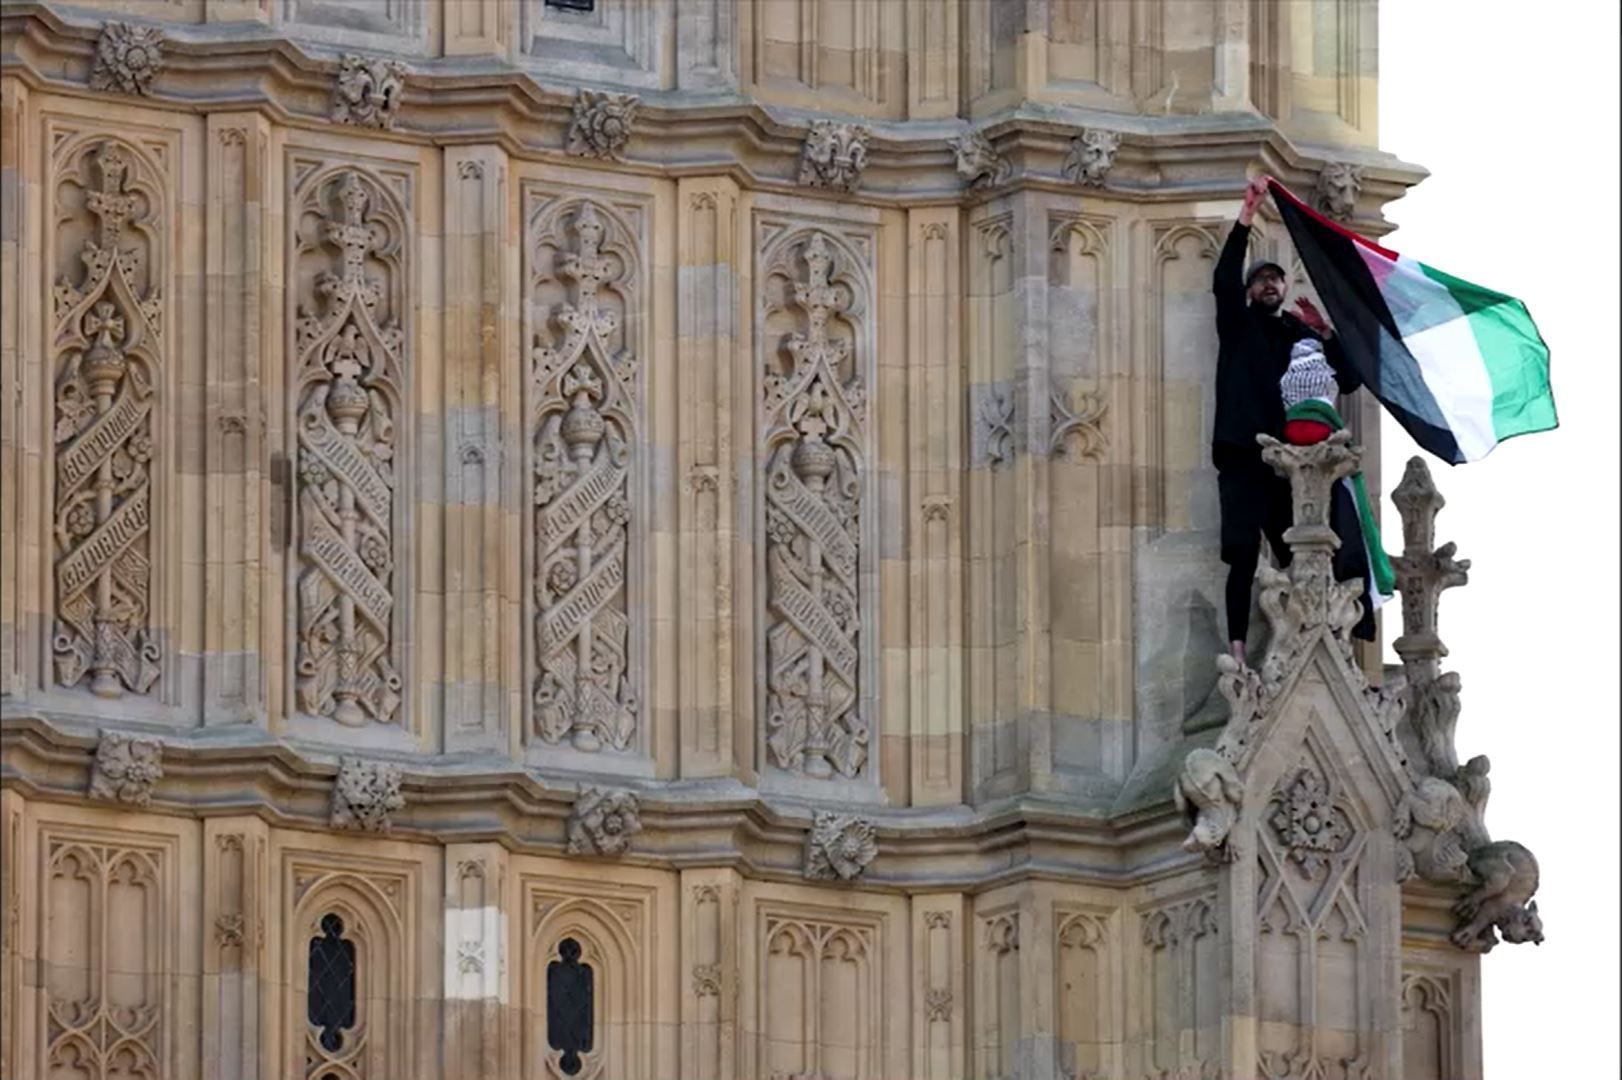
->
[1402,315,1499,462]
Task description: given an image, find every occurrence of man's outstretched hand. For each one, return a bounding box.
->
[1293,296,1334,338]
[1238,175,1271,226]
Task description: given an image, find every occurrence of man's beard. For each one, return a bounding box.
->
[1253,295,1283,314]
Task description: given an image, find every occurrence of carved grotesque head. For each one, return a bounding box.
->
[1315,163,1364,222]
[1499,900,1544,945]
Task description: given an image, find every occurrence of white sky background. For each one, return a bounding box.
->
[1377,2,1620,1074]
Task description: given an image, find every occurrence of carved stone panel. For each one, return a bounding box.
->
[1255,735,1372,1076]
[527,198,644,755]
[42,832,175,1078]
[290,167,409,728]
[50,139,165,699]
[758,229,873,783]
[1139,893,1221,1078]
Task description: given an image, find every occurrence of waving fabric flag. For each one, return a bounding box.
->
[1267,178,1557,464]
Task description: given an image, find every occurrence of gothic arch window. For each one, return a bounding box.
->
[308,913,357,1053]
[547,937,594,1075]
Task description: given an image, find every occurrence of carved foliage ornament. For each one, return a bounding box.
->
[90,21,164,97]
[329,757,405,832]
[1062,129,1121,187]
[762,234,869,780]
[566,90,639,160]
[565,787,642,856]
[51,141,163,697]
[88,730,163,805]
[332,54,407,130]
[804,811,877,881]
[953,129,1009,190]
[530,202,640,752]
[293,170,406,727]
[798,120,871,192]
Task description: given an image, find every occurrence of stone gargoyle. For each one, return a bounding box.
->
[1174,747,1244,862]
[1450,839,1543,950]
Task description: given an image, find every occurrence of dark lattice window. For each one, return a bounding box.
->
[546,938,594,1076]
[308,914,357,1052]
[546,0,595,11]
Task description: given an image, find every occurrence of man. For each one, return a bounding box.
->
[1214,175,1362,665]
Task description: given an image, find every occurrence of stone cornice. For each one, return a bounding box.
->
[1,712,1195,891]
[2,2,1426,216]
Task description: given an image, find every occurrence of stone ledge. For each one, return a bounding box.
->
[2,2,1427,212]
[0,711,1195,891]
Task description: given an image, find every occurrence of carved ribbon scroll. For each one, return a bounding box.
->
[530,202,640,753]
[762,232,869,780]
[292,170,406,726]
[51,140,162,697]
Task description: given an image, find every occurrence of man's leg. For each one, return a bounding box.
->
[1261,469,1295,571]
[1224,541,1262,663]
[1218,464,1266,664]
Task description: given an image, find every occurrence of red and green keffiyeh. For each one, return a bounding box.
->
[1285,398,1396,600]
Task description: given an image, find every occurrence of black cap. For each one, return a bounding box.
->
[1245,261,1287,288]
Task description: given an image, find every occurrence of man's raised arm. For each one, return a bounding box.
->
[1214,175,1270,325]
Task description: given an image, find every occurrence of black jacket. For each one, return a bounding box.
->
[1212,222,1361,467]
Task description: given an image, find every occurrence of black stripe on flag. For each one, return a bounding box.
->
[1268,182,1464,464]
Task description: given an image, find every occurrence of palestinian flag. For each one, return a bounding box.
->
[1268,178,1556,464]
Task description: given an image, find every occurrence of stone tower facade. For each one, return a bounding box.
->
[0,2,1536,1079]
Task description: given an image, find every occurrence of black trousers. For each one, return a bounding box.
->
[1218,450,1377,645]
[1217,452,1293,645]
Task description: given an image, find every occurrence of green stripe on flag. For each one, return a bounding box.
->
[1416,262,1557,442]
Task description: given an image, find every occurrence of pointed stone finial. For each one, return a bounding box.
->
[1390,456,1470,680]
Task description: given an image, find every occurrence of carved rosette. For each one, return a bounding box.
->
[953,129,1009,190]
[566,89,639,160]
[1267,767,1353,878]
[89,21,164,96]
[798,120,871,192]
[1062,128,1121,187]
[332,54,406,130]
[1315,162,1364,222]
[51,141,163,698]
[87,730,163,805]
[329,757,405,832]
[530,202,640,753]
[804,811,877,881]
[292,171,406,727]
[761,233,870,780]
[565,787,642,856]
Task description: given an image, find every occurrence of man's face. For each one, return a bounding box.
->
[1247,269,1286,313]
